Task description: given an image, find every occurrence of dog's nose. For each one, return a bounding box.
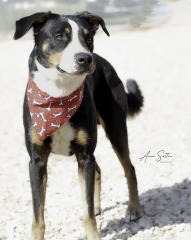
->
[76,53,93,66]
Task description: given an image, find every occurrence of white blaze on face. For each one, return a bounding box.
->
[59,19,89,73]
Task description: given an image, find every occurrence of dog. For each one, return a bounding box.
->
[14,11,143,240]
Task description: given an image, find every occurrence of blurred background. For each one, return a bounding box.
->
[0,0,175,39]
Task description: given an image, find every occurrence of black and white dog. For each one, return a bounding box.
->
[14,11,143,240]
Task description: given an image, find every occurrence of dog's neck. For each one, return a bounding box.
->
[32,60,86,98]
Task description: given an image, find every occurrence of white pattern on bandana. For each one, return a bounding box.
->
[27,74,84,141]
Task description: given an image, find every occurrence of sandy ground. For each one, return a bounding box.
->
[0,1,191,239]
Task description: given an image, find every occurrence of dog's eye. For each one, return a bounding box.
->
[86,36,93,45]
[55,33,66,41]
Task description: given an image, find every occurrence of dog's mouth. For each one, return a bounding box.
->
[56,65,82,75]
[56,65,66,74]
[56,64,96,75]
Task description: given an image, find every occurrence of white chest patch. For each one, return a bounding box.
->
[51,122,75,156]
[34,62,86,97]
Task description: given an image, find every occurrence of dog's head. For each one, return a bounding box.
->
[14,11,109,75]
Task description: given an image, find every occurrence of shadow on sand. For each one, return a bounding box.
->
[101,179,191,239]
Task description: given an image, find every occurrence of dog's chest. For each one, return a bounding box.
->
[50,122,75,156]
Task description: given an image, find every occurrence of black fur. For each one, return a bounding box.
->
[126,79,144,117]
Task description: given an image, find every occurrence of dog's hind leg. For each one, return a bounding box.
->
[96,85,140,221]
[98,111,140,220]
[28,132,50,240]
[113,140,141,221]
[77,152,100,240]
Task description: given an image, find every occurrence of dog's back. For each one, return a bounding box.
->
[92,53,143,119]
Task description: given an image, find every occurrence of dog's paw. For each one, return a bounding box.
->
[126,203,141,222]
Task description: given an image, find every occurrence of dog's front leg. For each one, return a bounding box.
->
[29,144,50,240]
[77,153,100,240]
[94,162,101,216]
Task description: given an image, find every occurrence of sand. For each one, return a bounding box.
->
[0,1,191,239]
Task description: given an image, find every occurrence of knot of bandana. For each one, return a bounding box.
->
[27,75,84,141]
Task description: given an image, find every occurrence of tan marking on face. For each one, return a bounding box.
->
[65,27,71,33]
[30,128,43,146]
[83,28,89,35]
[76,129,88,146]
[42,42,49,53]
[48,52,62,67]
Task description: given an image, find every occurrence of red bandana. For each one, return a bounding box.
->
[27,75,84,141]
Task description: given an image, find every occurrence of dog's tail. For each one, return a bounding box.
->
[126,79,144,117]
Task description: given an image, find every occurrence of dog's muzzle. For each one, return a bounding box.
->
[57,53,95,75]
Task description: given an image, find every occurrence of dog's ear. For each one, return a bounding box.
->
[14,12,55,40]
[75,11,110,36]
